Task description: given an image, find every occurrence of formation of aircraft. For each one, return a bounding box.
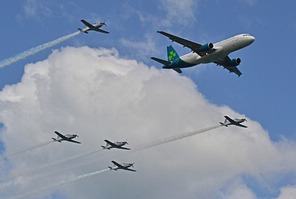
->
[101,140,130,150]
[109,161,136,172]
[78,19,109,34]
[47,22,252,175]
[52,131,81,144]
[220,116,247,128]
[151,31,255,76]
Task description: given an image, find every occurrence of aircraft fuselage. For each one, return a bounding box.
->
[174,34,255,68]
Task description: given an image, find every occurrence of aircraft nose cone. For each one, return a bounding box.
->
[249,35,255,43]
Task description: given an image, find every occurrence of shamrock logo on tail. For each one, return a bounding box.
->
[168,51,176,61]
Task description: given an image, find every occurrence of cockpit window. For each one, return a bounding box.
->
[243,34,250,36]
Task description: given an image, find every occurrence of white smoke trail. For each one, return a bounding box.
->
[135,125,222,151]
[0,31,80,68]
[9,168,109,199]
[51,125,223,176]
[38,125,223,180]
[0,148,104,189]
[18,148,103,177]
[3,140,54,159]
[2,125,221,194]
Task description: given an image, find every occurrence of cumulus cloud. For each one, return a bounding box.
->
[276,185,296,199]
[0,46,295,199]
[219,181,257,199]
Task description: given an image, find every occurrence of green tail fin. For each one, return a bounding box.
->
[167,45,179,62]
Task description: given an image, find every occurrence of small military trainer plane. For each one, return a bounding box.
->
[109,161,136,172]
[101,140,130,150]
[220,116,247,128]
[52,131,81,144]
[78,19,109,34]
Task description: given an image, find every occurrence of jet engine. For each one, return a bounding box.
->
[199,43,214,52]
[228,58,241,66]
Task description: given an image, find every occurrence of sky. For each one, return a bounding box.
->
[0,0,295,198]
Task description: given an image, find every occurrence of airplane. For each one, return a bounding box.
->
[109,161,136,172]
[52,131,81,144]
[151,31,255,76]
[101,140,130,150]
[220,116,247,128]
[78,19,109,34]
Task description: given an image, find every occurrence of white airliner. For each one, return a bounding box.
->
[151,31,255,76]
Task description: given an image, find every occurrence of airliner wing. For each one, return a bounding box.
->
[215,56,242,77]
[157,31,204,56]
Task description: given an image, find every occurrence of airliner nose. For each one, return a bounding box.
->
[249,35,255,43]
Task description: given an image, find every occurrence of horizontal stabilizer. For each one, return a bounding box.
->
[151,57,182,73]
[151,57,171,66]
[172,68,182,73]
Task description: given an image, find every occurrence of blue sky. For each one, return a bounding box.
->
[1,0,295,140]
[0,0,295,198]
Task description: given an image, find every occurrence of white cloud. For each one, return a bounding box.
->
[0,46,295,199]
[276,185,296,199]
[119,33,159,61]
[125,0,198,29]
[219,181,257,199]
[22,0,52,18]
[159,0,198,26]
